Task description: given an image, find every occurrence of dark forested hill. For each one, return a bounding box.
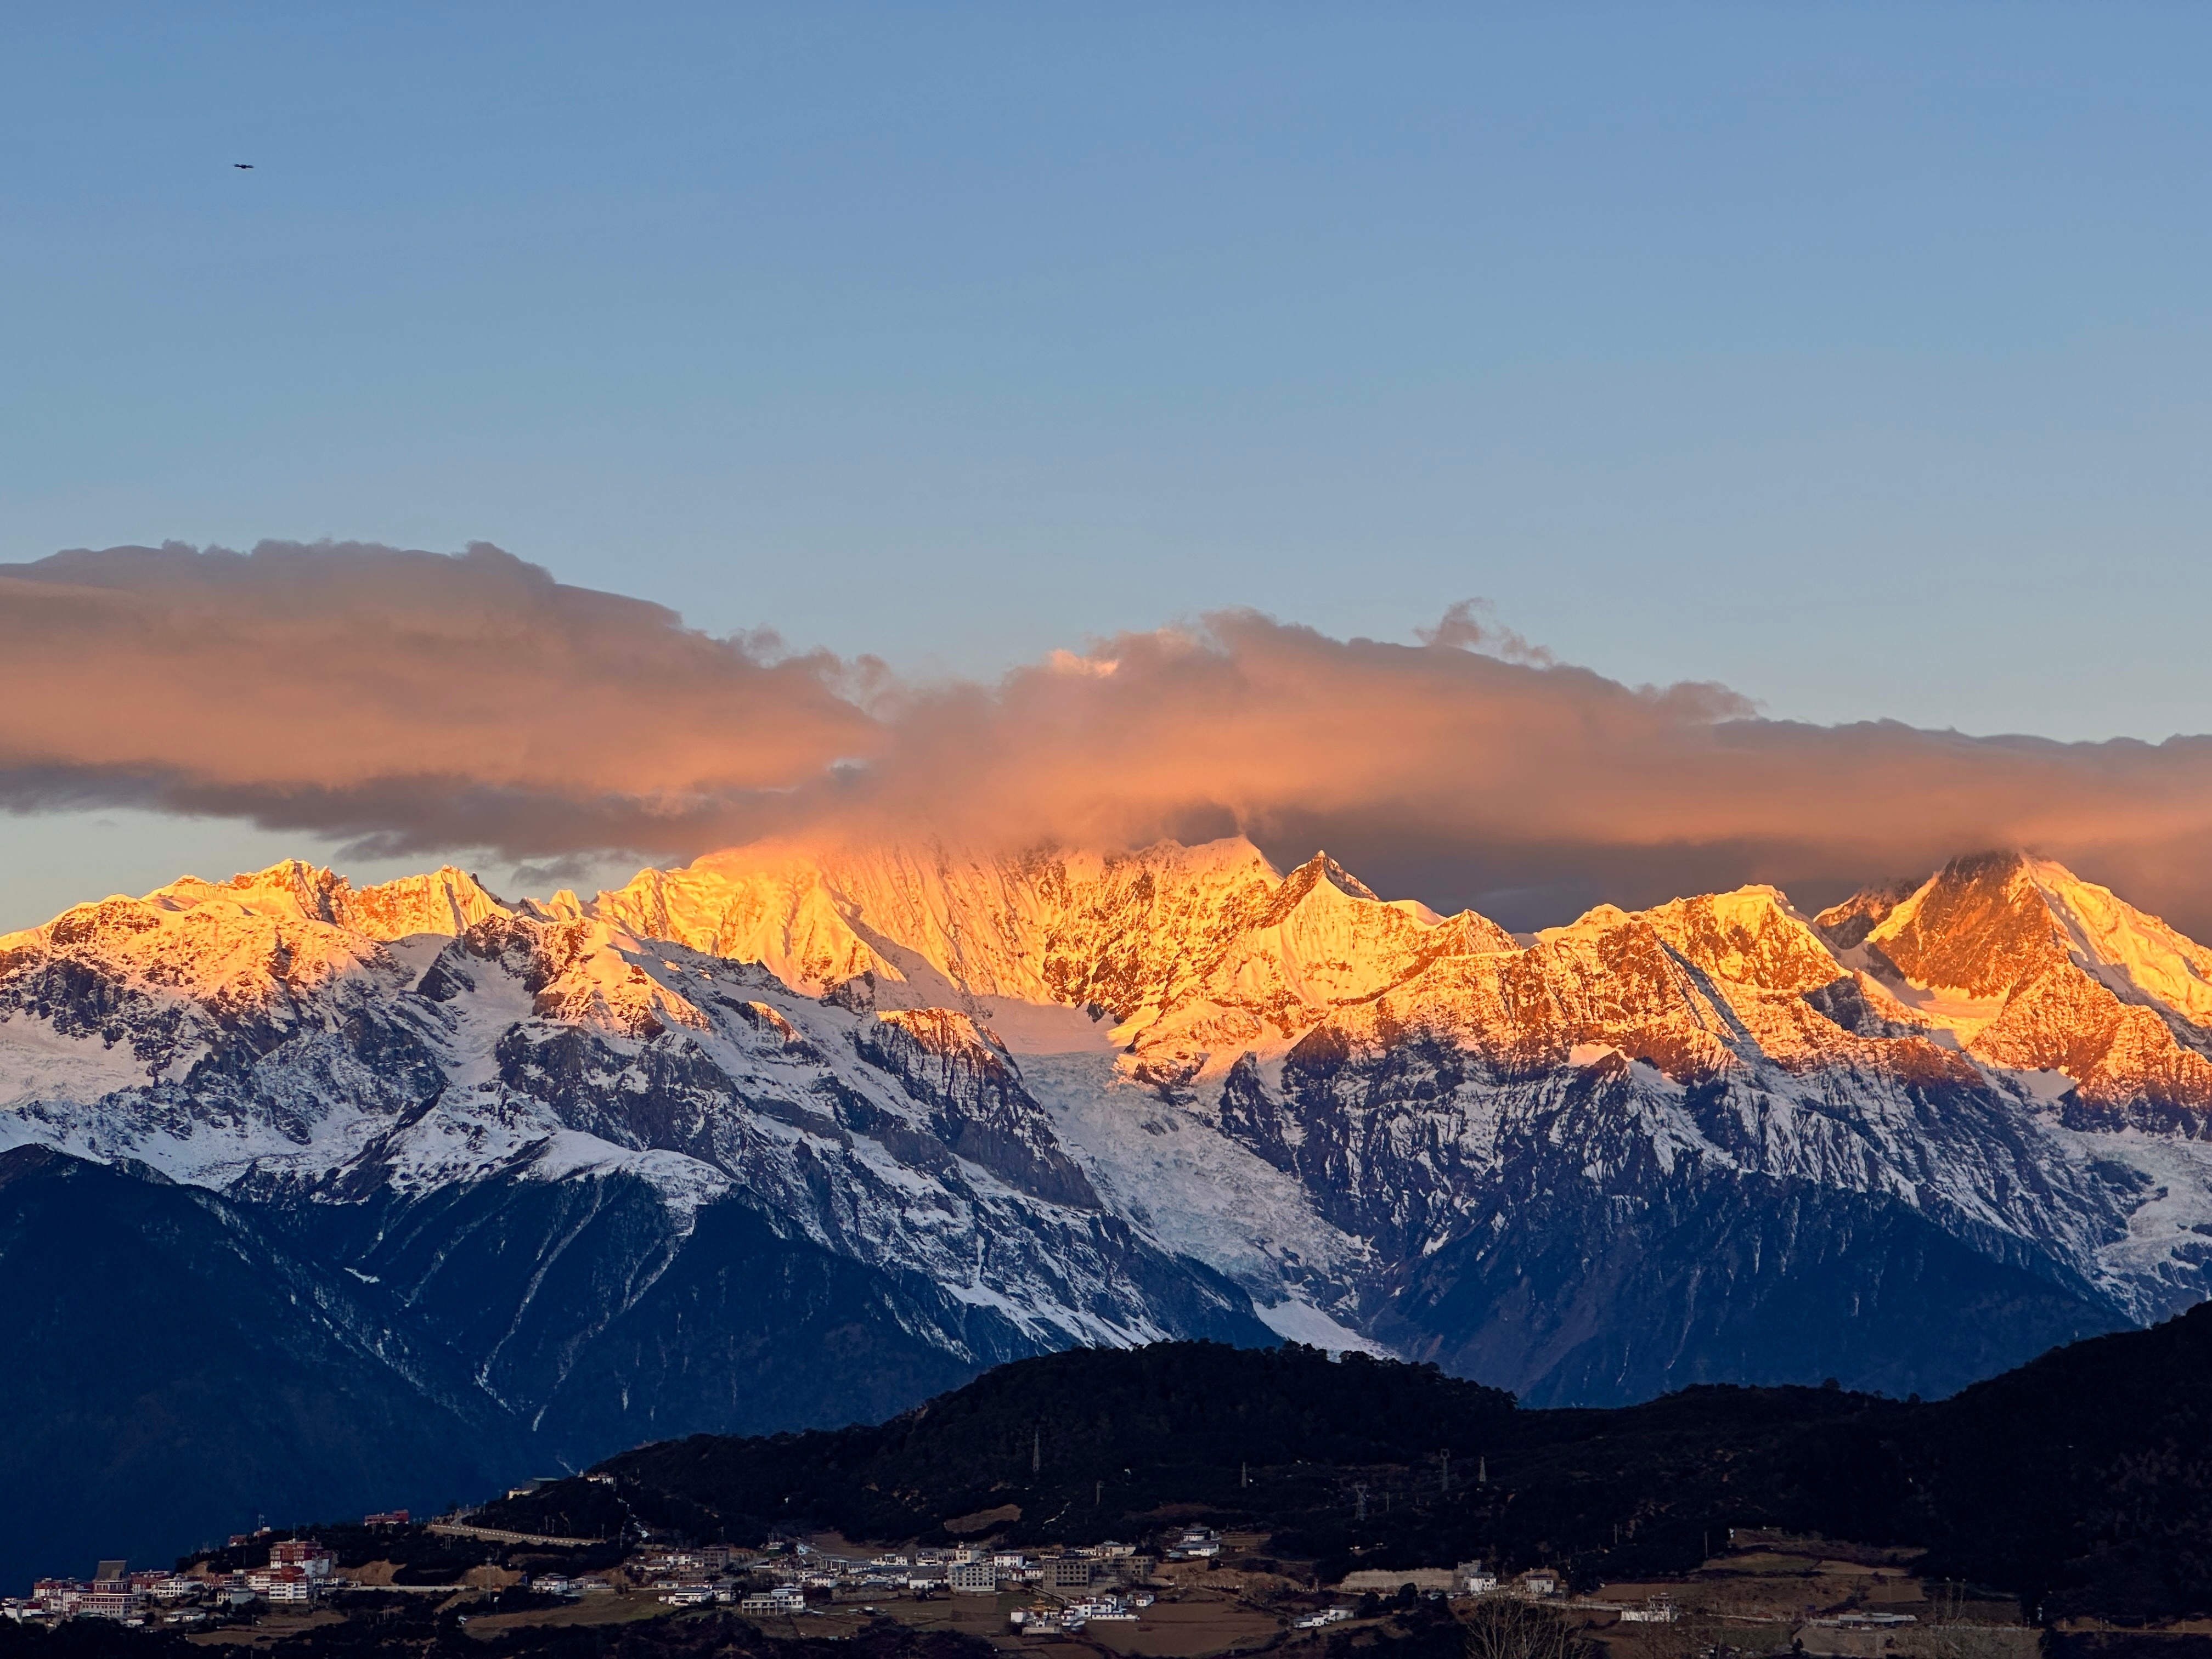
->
[577,1341,1516,1545]
[528,1308,2212,1625]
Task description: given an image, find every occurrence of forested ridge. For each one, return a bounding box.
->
[488,1306,2212,1623]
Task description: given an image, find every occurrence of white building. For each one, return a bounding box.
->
[246,1565,319,1602]
[740,1587,805,1616]
[1070,1596,1136,1622]
[31,1581,147,1621]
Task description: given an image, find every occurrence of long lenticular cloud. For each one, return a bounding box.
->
[4,540,2211,932]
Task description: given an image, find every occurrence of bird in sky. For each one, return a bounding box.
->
[233,162,253,170]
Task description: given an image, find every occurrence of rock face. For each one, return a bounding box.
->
[6,839,2212,1522]
[1836,852,2212,1125]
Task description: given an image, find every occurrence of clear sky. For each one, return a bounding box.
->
[3,5,2209,927]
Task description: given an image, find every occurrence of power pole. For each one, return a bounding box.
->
[1352,1483,1370,1522]
[1240,1461,1249,1489]
[1439,1451,1450,1493]
[1032,1429,1040,1475]
[1477,1455,1487,1486]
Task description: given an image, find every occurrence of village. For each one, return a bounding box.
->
[2,1509,1523,1634]
[5,1521,1245,1633]
[7,1536,345,1626]
[0,1504,2039,1659]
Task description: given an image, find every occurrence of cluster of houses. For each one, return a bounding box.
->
[1334,1561,1554,1599]
[4,1524,1185,1632]
[1281,1562,1587,1633]
[1162,1525,1223,1561]
[4,1540,341,1628]
[6,1510,1571,1639]
[617,1537,1164,1613]
[1006,1593,1148,1634]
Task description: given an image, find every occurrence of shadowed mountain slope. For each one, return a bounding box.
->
[0,1146,526,1588]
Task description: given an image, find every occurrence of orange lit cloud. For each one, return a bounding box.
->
[0,541,877,860]
[6,541,2212,932]
[843,608,2212,929]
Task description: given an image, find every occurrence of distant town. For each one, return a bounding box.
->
[8,1510,1437,1632]
[2,1487,2013,1659]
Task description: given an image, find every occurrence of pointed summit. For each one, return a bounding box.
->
[146,859,355,924]
[141,860,510,940]
[1639,886,1847,995]
[1306,851,1382,903]
[1860,852,2212,1031]
[1846,850,2212,1110]
[1260,851,1384,923]
[1814,877,1922,951]
[345,866,511,940]
[1860,851,2055,998]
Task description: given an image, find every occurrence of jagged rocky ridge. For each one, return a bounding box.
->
[5,838,2212,1468]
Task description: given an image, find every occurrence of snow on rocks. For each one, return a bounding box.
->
[10,838,2212,1385]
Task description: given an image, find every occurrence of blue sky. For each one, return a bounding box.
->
[3,5,2209,924]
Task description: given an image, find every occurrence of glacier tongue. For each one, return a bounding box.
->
[1019,1051,1374,1323]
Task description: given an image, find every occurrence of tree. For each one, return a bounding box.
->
[1462,1600,1596,1659]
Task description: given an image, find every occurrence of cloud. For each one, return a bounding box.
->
[841,610,2212,930]
[0,540,878,861]
[8,540,2212,934]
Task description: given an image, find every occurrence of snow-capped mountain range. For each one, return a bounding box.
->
[8,838,2212,1470]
